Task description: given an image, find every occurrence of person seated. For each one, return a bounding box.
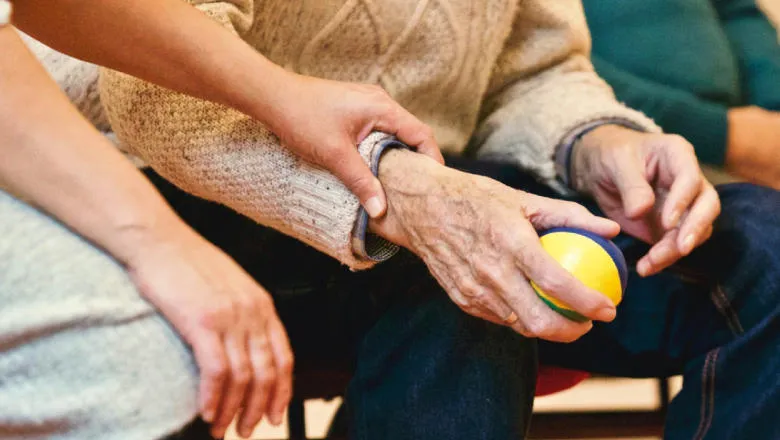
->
[2,0,440,437]
[583,0,780,188]
[92,0,778,439]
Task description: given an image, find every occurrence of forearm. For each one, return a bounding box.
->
[12,0,287,127]
[0,29,188,265]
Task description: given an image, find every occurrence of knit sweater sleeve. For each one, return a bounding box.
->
[99,0,384,270]
[470,0,660,188]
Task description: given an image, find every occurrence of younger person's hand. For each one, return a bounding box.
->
[262,73,443,218]
[123,224,293,440]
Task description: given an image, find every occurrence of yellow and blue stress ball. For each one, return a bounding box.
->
[532,227,628,322]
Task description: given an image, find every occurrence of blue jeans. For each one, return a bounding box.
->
[148,160,779,440]
[540,182,780,439]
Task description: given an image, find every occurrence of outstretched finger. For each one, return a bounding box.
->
[192,332,229,425]
[636,229,681,277]
[677,184,720,255]
[211,333,252,439]
[236,334,275,438]
[662,169,703,230]
[517,238,617,323]
[266,318,294,426]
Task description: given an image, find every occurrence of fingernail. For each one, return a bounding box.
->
[365,196,383,218]
[201,408,214,423]
[682,234,695,255]
[637,259,650,276]
[271,413,282,426]
[596,306,616,322]
[239,426,252,438]
[668,210,681,228]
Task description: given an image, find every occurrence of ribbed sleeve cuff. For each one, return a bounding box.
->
[351,133,409,263]
[554,118,651,188]
[473,73,661,193]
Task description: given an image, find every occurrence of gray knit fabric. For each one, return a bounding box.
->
[0,190,198,439]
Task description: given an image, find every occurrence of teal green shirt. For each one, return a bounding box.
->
[583,0,780,165]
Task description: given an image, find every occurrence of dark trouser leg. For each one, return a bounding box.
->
[539,183,780,440]
[145,169,537,440]
[345,256,536,440]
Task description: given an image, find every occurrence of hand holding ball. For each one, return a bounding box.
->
[532,227,628,322]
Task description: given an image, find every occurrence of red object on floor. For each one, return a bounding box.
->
[535,366,590,396]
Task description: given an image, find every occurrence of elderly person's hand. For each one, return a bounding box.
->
[370,150,620,343]
[123,224,293,439]
[571,125,721,277]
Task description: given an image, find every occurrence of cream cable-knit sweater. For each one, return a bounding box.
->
[98,0,659,270]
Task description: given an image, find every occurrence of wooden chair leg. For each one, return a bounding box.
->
[287,397,307,440]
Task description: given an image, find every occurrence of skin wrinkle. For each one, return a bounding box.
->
[373,150,601,341]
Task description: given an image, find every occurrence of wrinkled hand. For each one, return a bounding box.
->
[262,72,443,218]
[726,106,780,189]
[124,225,293,439]
[370,150,619,343]
[572,125,721,277]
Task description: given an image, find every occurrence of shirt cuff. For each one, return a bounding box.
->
[554,118,650,188]
[351,137,410,263]
[0,1,12,27]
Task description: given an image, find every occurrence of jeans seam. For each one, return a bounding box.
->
[693,348,720,440]
[710,284,745,335]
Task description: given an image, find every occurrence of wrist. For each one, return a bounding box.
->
[107,202,200,270]
[368,149,452,250]
[571,124,644,191]
[227,57,295,130]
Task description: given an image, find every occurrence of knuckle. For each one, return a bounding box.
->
[233,364,252,385]
[532,272,567,295]
[524,318,549,338]
[278,355,294,375]
[257,369,277,388]
[206,362,229,381]
[456,276,479,295]
[461,303,481,317]
[197,301,235,330]
[473,260,502,283]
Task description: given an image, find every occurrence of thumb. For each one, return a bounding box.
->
[611,159,656,219]
[327,148,387,218]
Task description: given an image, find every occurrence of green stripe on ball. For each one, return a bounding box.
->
[536,293,589,323]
